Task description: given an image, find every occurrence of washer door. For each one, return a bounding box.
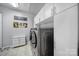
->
[30,31,37,48]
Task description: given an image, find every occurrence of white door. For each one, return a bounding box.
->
[54,5,78,56]
[0,13,2,48]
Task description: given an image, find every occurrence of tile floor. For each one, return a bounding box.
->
[0,44,33,56]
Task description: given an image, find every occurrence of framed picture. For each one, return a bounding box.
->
[13,16,28,28]
[13,22,19,28]
[13,22,28,28]
[23,23,28,28]
[14,16,27,21]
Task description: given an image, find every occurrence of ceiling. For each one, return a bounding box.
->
[0,3,45,16]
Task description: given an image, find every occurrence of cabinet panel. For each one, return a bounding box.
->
[0,13,2,48]
[44,3,54,19]
[34,15,40,24]
[54,5,78,56]
[0,41,2,48]
[34,3,54,26]
[13,38,19,47]
[12,37,25,47]
[19,38,25,45]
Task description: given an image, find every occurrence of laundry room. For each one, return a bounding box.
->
[0,3,78,56]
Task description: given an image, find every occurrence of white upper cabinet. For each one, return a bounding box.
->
[34,3,54,25]
[44,3,54,20]
[34,15,39,25]
[54,3,77,14]
[34,3,77,27]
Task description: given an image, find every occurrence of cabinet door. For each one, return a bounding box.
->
[13,38,19,47]
[44,3,54,19]
[0,13,2,48]
[19,38,25,45]
[54,5,78,56]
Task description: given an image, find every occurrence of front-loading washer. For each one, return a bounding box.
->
[30,28,38,56]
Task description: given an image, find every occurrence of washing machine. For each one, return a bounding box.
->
[30,28,39,56]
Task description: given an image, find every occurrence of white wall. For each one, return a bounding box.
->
[54,4,78,56]
[0,6,34,48]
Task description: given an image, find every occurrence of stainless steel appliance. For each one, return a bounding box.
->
[37,16,54,56]
[39,28,54,56]
[30,28,38,56]
[30,28,54,56]
[30,15,54,56]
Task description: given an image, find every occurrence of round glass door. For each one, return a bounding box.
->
[30,31,37,48]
